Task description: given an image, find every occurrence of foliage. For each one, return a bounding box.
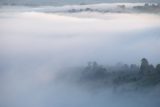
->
[76,58,160,91]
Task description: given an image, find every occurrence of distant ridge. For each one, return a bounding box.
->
[0,0,159,6]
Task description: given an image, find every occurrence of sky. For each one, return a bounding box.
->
[0,0,160,5]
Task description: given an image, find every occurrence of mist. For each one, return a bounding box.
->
[0,3,160,107]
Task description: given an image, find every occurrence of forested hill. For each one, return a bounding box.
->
[57,58,160,92]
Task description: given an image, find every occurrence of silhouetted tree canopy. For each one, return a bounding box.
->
[73,58,160,90]
[156,64,160,73]
[140,58,150,74]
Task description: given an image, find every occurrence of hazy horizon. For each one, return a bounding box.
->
[0,0,160,6]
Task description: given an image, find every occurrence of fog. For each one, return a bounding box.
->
[0,4,160,107]
[0,8,160,66]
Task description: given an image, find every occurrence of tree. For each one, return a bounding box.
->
[140,58,149,74]
[130,64,139,72]
[149,64,155,72]
[84,61,107,79]
[156,64,160,73]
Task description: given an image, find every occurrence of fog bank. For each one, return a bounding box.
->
[0,5,160,107]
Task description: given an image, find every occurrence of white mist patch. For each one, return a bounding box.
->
[1,12,160,36]
[0,11,160,65]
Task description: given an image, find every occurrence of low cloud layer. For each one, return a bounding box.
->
[0,5,160,107]
[0,8,160,66]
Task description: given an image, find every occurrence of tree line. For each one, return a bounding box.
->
[77,58,160,89]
